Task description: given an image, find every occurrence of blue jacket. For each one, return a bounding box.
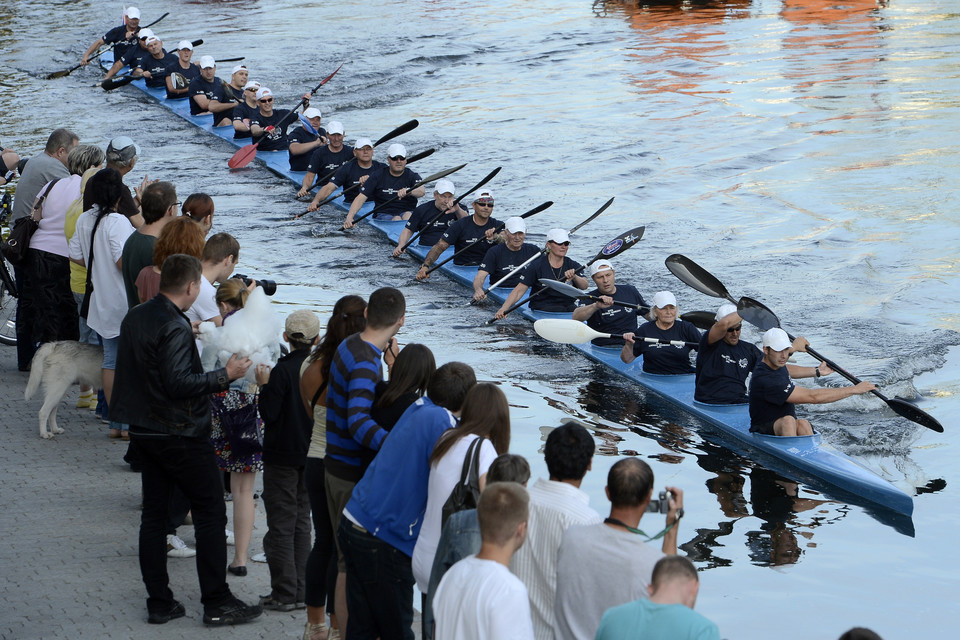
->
[345,397,457,556]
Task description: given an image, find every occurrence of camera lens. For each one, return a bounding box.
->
[259,279,277,296]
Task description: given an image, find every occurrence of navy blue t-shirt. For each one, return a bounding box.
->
[479,243,541,290]
[695,334,762,404]
[631,320,701,374]
[287,126,327,171]
[748,361,797,432]
[231,102,258,138]
[136,51,176,88]
[405,200,466,246]
[307,145,355,176]
[331,161,385,204]
[164,60,200,99]
[250,109,294,151]
[517,255,585,312]
[104,25,138,59]
[574,284,646,347]
[188,75,231,116]
[440,215,501,266]
[120,45,150,73]
[359,167,421,218]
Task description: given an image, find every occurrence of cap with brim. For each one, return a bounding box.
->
[176,40,193,51]
[302,107,322,120]
[762,327,792,351]
[198,55,216,69]
[652,291,677,309]
[231,65,247,76]
[106,136,139,163]
[590,259,614,278]
[126,7,141,19]
[243,80,261,91]
[546,228,570,244]
[256,87,273,101]
[716,303,738,322]
[473,189,494,202]
[434,179,455,196]
[138,28,155,40]
[145,36,160,45]
[504,217,526,234]
[326,121,344,135]
[354,137,374,149]
[387,143,406,158]
[285,310,320,341]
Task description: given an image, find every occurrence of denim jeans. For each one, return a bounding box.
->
[338,517,415,640]
[423,509,481,640]
[132,433,232,614]
[262,463,311,603]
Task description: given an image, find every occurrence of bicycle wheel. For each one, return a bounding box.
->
[0,258,17,346]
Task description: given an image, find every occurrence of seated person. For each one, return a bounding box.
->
[343,143,424,226]
[621,291,700,375]
[297,121,353,197]
[287,107,327,172]
[134,36,176,89]
[101,28,154,81]
[231,81,261,139]
[306,138,383,211]
[571,259,647,347]
[472,216,539,300]
[694,304,761,404]
[394,179,468,257]
[164,41,200,99]
[226,65,248,101]
[494,229,589,317]
[188,56,236,126]
[416,190,501,280]
[82,7,140,65]
[249,87,312,151]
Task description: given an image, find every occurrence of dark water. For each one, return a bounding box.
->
[3,0,959,637]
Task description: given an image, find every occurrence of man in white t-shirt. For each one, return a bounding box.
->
[433,482,533,640]
[509,421,602,640]
[553,458,684,640]
[186,232,240,329]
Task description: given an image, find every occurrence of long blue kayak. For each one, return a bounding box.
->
[101,55,915,520]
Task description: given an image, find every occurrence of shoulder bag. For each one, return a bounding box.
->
[441,436,485,528]
[1,178,61,266]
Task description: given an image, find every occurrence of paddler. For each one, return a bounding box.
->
[694,304,761,404]
[132,36,176,89]
[343,143,424,227]
[394,179,468,257]
[287,107,327,172]
[226,65,248,101]
[620,291,701,374]
[416,190,501,279]
[297,120,353,197]
[249,87,313,151]
[571,260,648,346]
[471,216,539,299]
[188,56,236,126]
[164,41,200,100]
[81,6,141,66]
[305,137,383,211]
[101,28,156,82]
[231,81,261,139]
[749,327,876,437]
[492,228,589,316]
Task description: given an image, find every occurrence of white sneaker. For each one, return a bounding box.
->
[225,529,235,546]
[251,552,267,563]
[166,534,197,558]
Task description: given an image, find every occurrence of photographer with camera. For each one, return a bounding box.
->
[553,458,683,640]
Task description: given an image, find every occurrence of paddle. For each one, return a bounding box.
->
[47,11,171,79]
[228,62,344,169]
[534,319,699,347]
[426,201,554,275]
[102,39,205,91]
[309,148,436,211]
[488,223,643,324]
[678,311,718,331]
[537,278,648,312]
[398,166,503,253]
[666,254,943,432]
[736,297,943,432]
[350,163,468,226]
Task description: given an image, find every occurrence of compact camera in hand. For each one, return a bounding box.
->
[646,490,672,514]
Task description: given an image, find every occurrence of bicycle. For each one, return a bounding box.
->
[0,186,19,346]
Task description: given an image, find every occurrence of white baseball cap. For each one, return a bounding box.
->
[716,303,738,321]
[326,121,344,135]
[504,217,526,234]
[145,35,160,45]
[473,189,494,202]
[354,137,374,149]
[231,65,247,76]
[546,228,570,244]
[198,55,216,69]
[137,28,155,40]
[176,40,193,51]
[589,259,614,278]
[256,87,273,101]
[387,143,406,158]
[434,179,455,196]
[652,291,677,309]
[762,328,792,351]
[302,107,322,119]
[126,7,141,19]
[243,80,260,91]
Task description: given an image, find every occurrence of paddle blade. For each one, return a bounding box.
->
[374,119,419,147]
[534,319,609,345]
[406,148,435,164]
[46,68,72,80]
[228,143,259,169]
[736,296,781,331]
[887,397,944,432]
[454,166,502,206]
[520,201,553,218]
[102,75,136,91]
[665,254,733,301]
[570,197,615,235]
[680,311,716,331]
[538,278,588,300]
[589,226,645,263]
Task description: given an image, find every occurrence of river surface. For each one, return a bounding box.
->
[3,0,959,637]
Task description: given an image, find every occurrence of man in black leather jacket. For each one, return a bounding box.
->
[112,254,262,626]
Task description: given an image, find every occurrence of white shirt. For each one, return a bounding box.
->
[186,274,219,353]
[412,434,498,592]
[509,478,602,640]
[30,175,81,256]
[434,555,534,640]
[68,208,135,339]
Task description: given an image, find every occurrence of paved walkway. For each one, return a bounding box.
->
[0,343,421,639]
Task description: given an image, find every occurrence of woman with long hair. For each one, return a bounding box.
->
[411,383,511,598]
[371,343,436,431]
[135,217,206,303]
[299,295,366,640]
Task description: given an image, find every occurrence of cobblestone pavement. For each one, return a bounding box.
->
[0,344,421,639]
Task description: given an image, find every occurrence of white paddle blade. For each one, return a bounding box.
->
[533,319,611,345]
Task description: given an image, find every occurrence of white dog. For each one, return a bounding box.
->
[24,341,103,439]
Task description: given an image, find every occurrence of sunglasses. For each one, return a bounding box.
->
[727,325,742,333]
[475,200,494,207]
[258,98,273,103]
[388,155,406,161]
[549,240,570,246]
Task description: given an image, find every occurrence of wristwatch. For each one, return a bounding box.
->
[815,367,821,379]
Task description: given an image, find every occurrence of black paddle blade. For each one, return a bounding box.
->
[47,68,73,80]
[374,119,419,147]
[680,311,716,331]
[102,75,136,91]
[453,166,502,207]
[887,397,944,432]
[406,148,435,164]
[520,201,553,218]
[665,254,733,301]
[590,226,645,263]
[736,296,781,332]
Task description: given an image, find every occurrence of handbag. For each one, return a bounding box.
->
[1,178,60,266]
[441,437,485,528]
[221,395,262,458]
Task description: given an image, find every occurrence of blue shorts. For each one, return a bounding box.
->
[73,292,101,346]
[100,335,120,370]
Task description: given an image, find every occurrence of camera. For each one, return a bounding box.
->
[646,490,672,514]
[233,273,277,296]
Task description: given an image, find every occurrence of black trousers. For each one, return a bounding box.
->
[304,457,336,609]
[262,463,311,603]
[17,249,79,368]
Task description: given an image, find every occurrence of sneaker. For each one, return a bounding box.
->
[148,600,186,624]
[224,492,233,502]
[76,393,95,409]
[225,528,235,546]
[203,596,263,626]
[259,594,296,612]
[167,534,197,558]
[251,552,267,563]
